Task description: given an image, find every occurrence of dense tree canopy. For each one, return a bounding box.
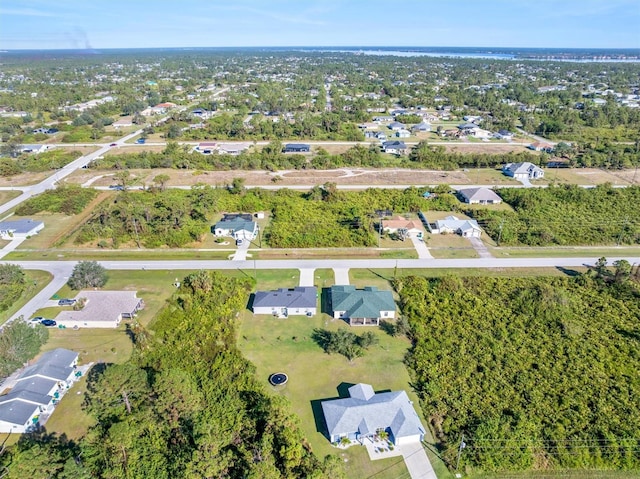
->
[398,274,640,473]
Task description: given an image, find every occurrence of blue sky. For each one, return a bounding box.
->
[1,0,639,50]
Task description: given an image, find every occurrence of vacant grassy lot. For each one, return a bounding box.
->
[492,246,640,258]
[0,270,52,323]
[5,248,233,261]
[470,471,640,479]
[427,234,479,259]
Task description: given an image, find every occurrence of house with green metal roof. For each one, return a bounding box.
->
[329,285,396,326]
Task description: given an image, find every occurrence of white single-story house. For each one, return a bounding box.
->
[493,129,514,140]
[55,291,144,329]
[252,287,317,317]
[457,187,502,205]
[0,348,80,433]
[527,142,554,152]
[430,215,482,238]
[411,122,431,132]
[112,117,133,129]
[217,143,251,155]
[330,286,396,326]
[502,162,544,180]
[381,217,425,238]
[321,383,426,446]
[20,144,47,154]
[395,129,411,138]
[0,219,44,239]
[381,141,407,155]
[388,121,405,131]
[196,142,218,154]
[213,214,259,241]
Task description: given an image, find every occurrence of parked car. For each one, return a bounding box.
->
[236,239,244,246]
[58,298,76,306]
[136,138,146,144]
[30,316,44,322]
[110,143,117,147]
[40,319,57,327]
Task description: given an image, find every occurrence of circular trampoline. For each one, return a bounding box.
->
[269,372,288,386]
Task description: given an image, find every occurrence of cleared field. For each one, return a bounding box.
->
[0,171,50,187]
[427,234,479,259]
[492,246,640,258]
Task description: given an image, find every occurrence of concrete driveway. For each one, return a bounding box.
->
[299,268,315,287]
[400,442,438,479]
[333,268,350,285]
[0,237,26,259]
[411,235,433,259]
[469,237,492,258]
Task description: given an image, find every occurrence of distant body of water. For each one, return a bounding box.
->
[315,49,515,60]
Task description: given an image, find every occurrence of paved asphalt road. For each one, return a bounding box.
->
[0,128,143,216]
[7,255,640,325]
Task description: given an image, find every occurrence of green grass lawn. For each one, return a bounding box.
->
[426,234,479,259]
[5,249,233,261]
[0,189,21,206]
[43,375,95,440]
[236,308,452,478]
[492,246,640,258]
[0,270,53,323]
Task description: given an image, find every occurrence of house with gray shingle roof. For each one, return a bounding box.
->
[429,215,482,238]
[213,213,258,241]
[0,219,44,239]
[457,187,502,204]
[321,383,426,446]
[252,287,317,317]
[329,286,396,326]
[502,161,544,180]
[0,348,79,433]
[55,291,143,329]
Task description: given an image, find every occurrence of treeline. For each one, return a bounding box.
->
[15,184,97,216]
[398,274,640,472]
[73,186,451,249]
[0,319,49,378]
[0,264,26,313]
[1,271,343,478]
[0,149,82,176]
[468,184,640,246]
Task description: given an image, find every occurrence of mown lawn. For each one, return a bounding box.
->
[0,189,21,206]
[236,308,452,479]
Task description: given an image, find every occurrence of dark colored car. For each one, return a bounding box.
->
[40,319,57,327]
[110,143,118,147]
[58,298,76,306]
[136,138,146,144]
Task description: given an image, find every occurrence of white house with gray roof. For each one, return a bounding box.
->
[55,291,143,329]
[252,287,317,317]
[321,383,426,446]
[0,219,44,239]
[429,215,482,238]
[0,348,79,433]
[457,187,502,205]
[213,214,258,241]
[330,286,396,326]
[502,162,544,180]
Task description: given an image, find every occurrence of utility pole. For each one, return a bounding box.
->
[456,434,466,473]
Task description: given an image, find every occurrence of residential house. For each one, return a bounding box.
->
[457,187,502,205]
[411,122,431,133]
[527,142,554,152]
[55,291,144,329]
[112,117,133,129]
[0,348,80,433]
[213,213,258,241]
[0,219,44,239]
[196,142,218,154]
[381,217,425,238]
[321,383,426,446]
[458,123,479,135]
[388,121,405,131]
[429,215,482,238]
[19,144,47,154]
[373,115,394,123]
[252,287,317,317]
[493,129,514,140]
[468,128,493,139]
[217,143,250,155]
[375,132,387,141]
[442,129,460,138]
[381,141,407,155]
[502,162,544,180]
[191,108,214,120]
[329,285,396,326]
[283,143,310,153]
[395,129,411,138]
